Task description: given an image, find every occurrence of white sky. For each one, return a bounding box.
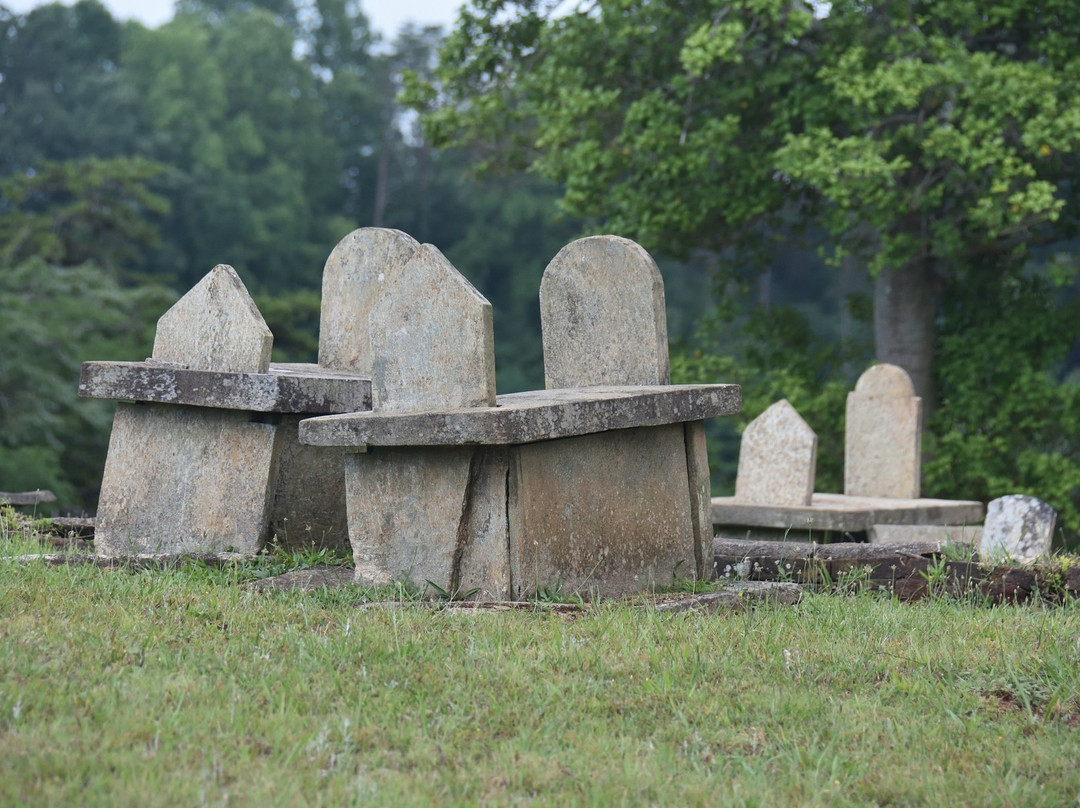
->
[2,0,466,38]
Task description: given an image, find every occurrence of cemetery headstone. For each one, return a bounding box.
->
[540,235,669,389]
[95,266,281,556]
[844,364,922,499]
[980,495,1056,564]
[734,399,817,506]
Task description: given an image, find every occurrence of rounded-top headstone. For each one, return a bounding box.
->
[368,244,496,412]
[844,363,922,499]
[735,399,818,506]
[152,264,272,374]
[853,363,915,398]
[318,227,421,374]
[980,495,1056,564]
[540,235,669,389]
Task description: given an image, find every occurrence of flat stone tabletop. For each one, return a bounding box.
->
[79,361,371,414]
[711,492,984,532]
[299,384,741,447]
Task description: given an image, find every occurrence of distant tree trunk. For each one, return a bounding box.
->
[873,258,938,415]
[372,120,393,227]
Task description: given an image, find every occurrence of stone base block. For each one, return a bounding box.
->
[96,403,280,556]
[509,424,701,599]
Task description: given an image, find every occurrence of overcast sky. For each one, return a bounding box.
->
[2,0,466,38]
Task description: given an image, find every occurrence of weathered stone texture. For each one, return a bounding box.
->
[509,425,698,599]
[95,403,280,556]
[152,265,272,374]
[318,228,420,374]
[540,236,669,389]
[684,420,713,579]
[868,523,983,546]
[844,364,922,498]
[267,416,349,551]
[735,399,817,506]
[345,447,509,598]
[79,361,370,413]
[980,495,1056,564]
[300,384,741,447]
[368,244,496,412]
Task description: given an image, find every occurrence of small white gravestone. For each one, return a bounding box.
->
[844,364,922,499]
[540,235,669,388]
[980,495,1056,564]
[735,399,817,507]
[96,265,280,556]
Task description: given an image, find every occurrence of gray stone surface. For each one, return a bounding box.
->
[79,361,370,413]
[540,236,669,389]
[368,244,496,412]
[869,523,982,546]
[152,265,272,373]
[509,425,699,598]
[711,492,984,533]
[267,416,350,551]
[844,364,922,498]
[980,495,1057,564]
[734,399,817,506]
[301,384,741,447]
[345,446,510,598]
[318,228,421,374]
[683,420,713,580]
[95,403,281,556]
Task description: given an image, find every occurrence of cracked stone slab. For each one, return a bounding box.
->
[300,384,741,447]
[79,362,370,413]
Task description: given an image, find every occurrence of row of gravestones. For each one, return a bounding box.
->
[82,229,739,599]
[733,372,1058,563]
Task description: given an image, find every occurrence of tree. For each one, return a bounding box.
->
[418,0,1080,407]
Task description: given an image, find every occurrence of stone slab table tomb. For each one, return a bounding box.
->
[300,233,741,600]
[711,366,982,542]
[80,263,372,556]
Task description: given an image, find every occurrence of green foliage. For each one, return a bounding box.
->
[925,268,1080,545]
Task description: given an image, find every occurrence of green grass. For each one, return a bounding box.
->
[2,514,1080,806]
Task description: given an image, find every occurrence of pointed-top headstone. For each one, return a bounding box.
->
[980,495,1056,564]
[735,399,817,506]
[844,363,922,499]
[540,235,669,389]
[152,264,272,374]
[368,244,496,412]
[318,228,421,374]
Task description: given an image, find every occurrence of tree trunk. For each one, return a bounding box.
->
[873,259,938,414]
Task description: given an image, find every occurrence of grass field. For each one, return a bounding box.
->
[2,513,1080,806]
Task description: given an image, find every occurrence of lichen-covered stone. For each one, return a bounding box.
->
[980,495,1056,564]
[540,236,669,389]
[735,399,817,506]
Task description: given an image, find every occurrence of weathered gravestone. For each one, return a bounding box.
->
[980,495,1057,564]
[301,234,740,599]
[332,236,505,593]
[734,399,817,507]
[85,264,371,556]
[95,266,281,555]
[844,364,922,499]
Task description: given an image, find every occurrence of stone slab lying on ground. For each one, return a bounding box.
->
[79,361,370,413]
[247,566,355,592]
[711,492,983,533]
[869,523,983,545]
[3,552,250,568]
[0,490,56,506]
[301,384,741,447]
[980,494,1057,564]
[651,581,804,613]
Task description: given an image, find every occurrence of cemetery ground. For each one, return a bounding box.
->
[3,515,1080,806]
